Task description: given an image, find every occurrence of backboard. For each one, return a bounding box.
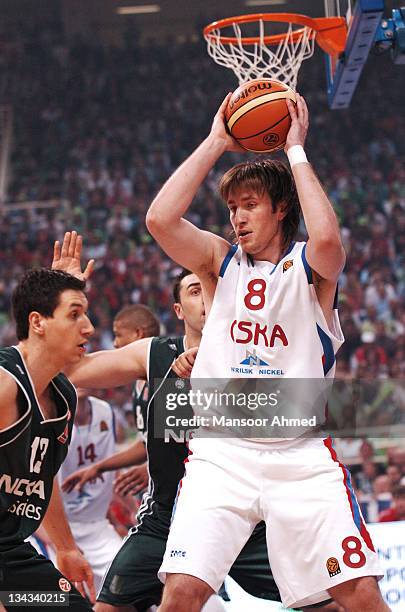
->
[324,0,405,108]
[203,0,405,110]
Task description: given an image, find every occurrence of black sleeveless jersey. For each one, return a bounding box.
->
[0,346,76,549]
[144,336,191,509]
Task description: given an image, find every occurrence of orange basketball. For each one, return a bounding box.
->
[225,78,296,153]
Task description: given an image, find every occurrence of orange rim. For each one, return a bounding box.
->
[204,13,347,56]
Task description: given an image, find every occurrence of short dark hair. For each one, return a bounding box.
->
[12,269,86,341]
[173,269,193,304]
[114,304,160,337]
[219,159,300,251]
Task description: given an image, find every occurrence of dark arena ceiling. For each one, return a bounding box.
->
[0,0,400,45]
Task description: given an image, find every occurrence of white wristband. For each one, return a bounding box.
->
[286,145,308,168]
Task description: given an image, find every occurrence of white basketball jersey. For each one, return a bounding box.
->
[192,241,343,380]
[59,396,116,522]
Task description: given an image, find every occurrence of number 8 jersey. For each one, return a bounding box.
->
[192,241,344,380]
[0,346,76,549]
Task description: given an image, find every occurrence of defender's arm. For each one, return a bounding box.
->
[66,338,151,388]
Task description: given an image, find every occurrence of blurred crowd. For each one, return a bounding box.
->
[333,438,405,522]
[0,25,404,518]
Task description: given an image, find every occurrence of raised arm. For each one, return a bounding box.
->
[285,95,345,282]
[66,338,151,388]
[146,94,240,275]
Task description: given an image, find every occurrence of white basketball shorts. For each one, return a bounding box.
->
[159,437,382,609]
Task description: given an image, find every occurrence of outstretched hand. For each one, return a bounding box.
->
[284,92,309,152]
[61,465,99,494]
[210,93,246,154]
[52,231,95,281]
[114,464,149,496]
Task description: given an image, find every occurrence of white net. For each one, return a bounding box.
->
[205,20,316,89]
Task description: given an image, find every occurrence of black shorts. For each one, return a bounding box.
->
[98,503,281,610]
[0,541,92,611]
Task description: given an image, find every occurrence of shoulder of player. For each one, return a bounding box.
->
[0,368,19,400]
[88,395,110,409]
[88,395,114,420]
[151,336,182,355]
[0,369,19,430]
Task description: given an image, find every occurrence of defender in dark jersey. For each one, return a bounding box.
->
[0,267,95,609]
[62,305,160,500]
[63,269,281,612]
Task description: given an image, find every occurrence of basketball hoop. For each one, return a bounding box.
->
[204,13,347,89]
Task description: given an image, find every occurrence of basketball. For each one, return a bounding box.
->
[225,78,296,153]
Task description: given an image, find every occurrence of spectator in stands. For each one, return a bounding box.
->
[386,464,403,489]
[378,485,405,522]
[356,460,380,495]
[351,331,388,376]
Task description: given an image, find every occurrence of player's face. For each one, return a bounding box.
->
[174,274,205,334]
[113,320,140,348]
[227,187,285,257]
[41,290,94,364]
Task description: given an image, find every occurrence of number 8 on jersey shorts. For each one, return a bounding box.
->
[158,436,383,609]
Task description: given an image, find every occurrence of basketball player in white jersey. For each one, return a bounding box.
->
[54,233,342,612]
[56,387,122,591]
[145,94,388,611]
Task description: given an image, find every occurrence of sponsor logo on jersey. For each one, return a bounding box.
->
[175,378,185,390]
[240,349,268,366]
[59,578,71,592]
[283,259,293,273]
[326,557,341,577]
[231,348,284,375]
[229,81,273,109]
[100,420,109,432]
[230,320,288,348]
[16,364,25,376]
[8,501,43,521]
[170,549,186,558]
[0,473,45,499]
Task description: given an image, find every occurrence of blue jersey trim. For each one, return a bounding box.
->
[301,243,313,284]
[284,240,296,257]
[328,438,362,533]
[219,244,238,278]
[316,324,335,376]
[343,465,362,533]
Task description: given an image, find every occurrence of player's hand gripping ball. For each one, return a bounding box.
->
[225,78,296,153]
